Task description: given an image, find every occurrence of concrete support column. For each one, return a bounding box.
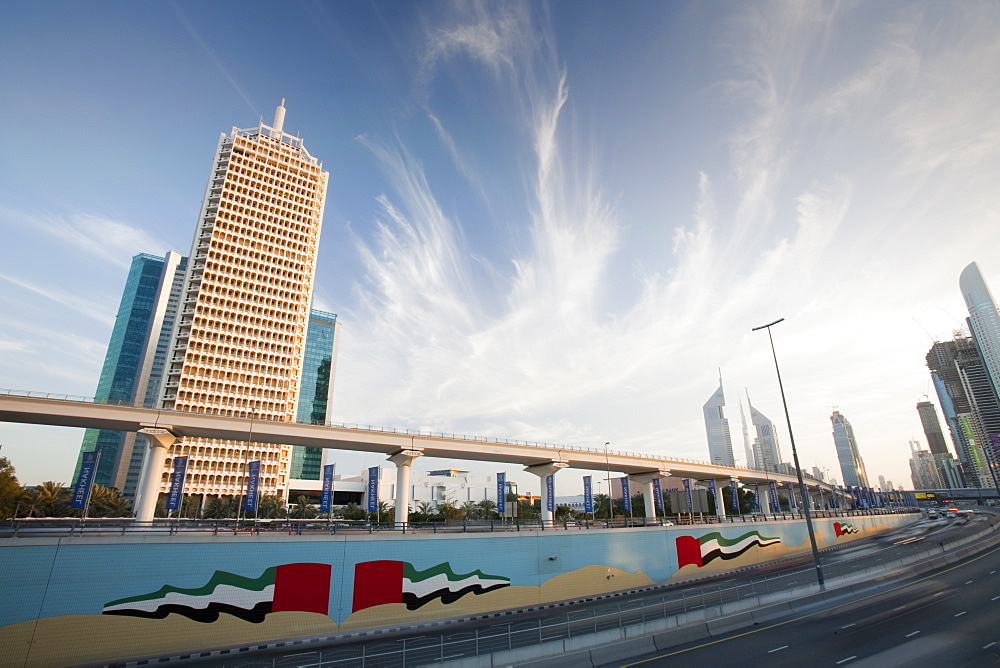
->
[135,427,179,522]
[388,449,423,527]
[629,471,670,521]
[760,485,773,516]
[524,462,568,523]
[713,480,727,519]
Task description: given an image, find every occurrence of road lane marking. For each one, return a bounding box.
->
[984,642,997,649]
[966,580,974,584]
[836,657,857,664]
[893,605,906,611]
[906,631,920,637]
[992,596,1000,601]
[768,646,788,653]
[955,611,967,617]
[621,542,1000,667]
[841,623,856,629]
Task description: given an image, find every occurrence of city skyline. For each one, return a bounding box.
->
[4,2,1000,491]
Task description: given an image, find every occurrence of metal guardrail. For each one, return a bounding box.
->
[0,508,917,538]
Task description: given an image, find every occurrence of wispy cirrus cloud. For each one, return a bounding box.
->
[0,207,169,270]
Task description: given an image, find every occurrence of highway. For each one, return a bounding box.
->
[620,514,1000,667]
[186,512,993,667]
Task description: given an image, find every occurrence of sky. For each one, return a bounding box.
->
[2,0,1000,493]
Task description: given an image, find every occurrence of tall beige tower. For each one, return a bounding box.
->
[156,101,328,504]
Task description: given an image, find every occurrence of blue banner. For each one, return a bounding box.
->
[320,463,335,512]
[786,482,796,509]
[367,466,379,513]
[71,450,100,510]
[753,484,760,511]
[545,475,555,512]
[730,479,740,510]
[244,460,261,513]
[653,478,664,512]
[621,477,631,513]
[496,472,506,514]
[583,476,593,513]
[166,456,189,511]
[707,480,717,512]
[768,481,780,511]
[682,478,693,512]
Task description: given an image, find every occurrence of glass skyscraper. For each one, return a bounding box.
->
[831,410,869,488]
[291,309,340,480]
[74,252,186,496]
[702,376,735,467]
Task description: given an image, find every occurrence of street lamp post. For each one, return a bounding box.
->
[753,318,825,590]
[604,442,612,520]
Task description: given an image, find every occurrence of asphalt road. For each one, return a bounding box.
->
[618,531,1000,667]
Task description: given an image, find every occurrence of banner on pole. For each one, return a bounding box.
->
[730,478,740,511]
[166,456,189,511]
[682,478,693,512]
[545,475,555,512]
[583,476,593,513]
[71,451,100,510]
[768,481,779,511]
[244,460,261,513]
[320,464,336,512]
[753,484,761,511]
[786,482,796,509]
[496,472,506,514]
[653,478,664,512]
[367,466,379,513]
[621,477,631,513]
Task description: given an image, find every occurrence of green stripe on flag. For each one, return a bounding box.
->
[403,562,509,585]
[698,531,779,547]
[105,567,277,607]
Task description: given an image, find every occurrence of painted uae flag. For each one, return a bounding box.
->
[676,531,782,568]
[352,560,510,612]
[103,562,331,623]
[834,522,859,536]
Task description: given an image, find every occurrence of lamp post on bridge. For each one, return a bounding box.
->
[752,317,825,590]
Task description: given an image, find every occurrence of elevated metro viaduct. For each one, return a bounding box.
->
[0,391,851,523]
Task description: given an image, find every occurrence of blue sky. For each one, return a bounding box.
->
[2,1,999,492]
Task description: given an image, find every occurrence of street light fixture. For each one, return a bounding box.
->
[752,317,825,590]
[604,441,612,520]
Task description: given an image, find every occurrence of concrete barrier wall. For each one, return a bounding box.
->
[0,513,916,665]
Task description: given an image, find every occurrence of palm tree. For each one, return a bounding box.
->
[460,501,479,519]
[30,481,70,517]
[477,498,497,519]
[288,495,318,519]
[257,495,287,519]
[203,496,237,519]
[342,502,366,520]
[88,485,132,517]
[416,501,435,517]
[594,494,611,519]
[437,499,462,521]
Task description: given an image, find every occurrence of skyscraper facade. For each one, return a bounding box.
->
[702,377,735,467]
[831,410,869,488]
[290,310,340,480]
[909,440,943,490]
[152,101,329,503]
[747,398,782,471]
[927,333,1000,487]
[916,401,949,457]
[74,251,186,497]
[960,261,1000,400]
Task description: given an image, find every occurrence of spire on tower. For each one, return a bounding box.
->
[272,99,286,133]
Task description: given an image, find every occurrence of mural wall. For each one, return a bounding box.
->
[0,514,915,665]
